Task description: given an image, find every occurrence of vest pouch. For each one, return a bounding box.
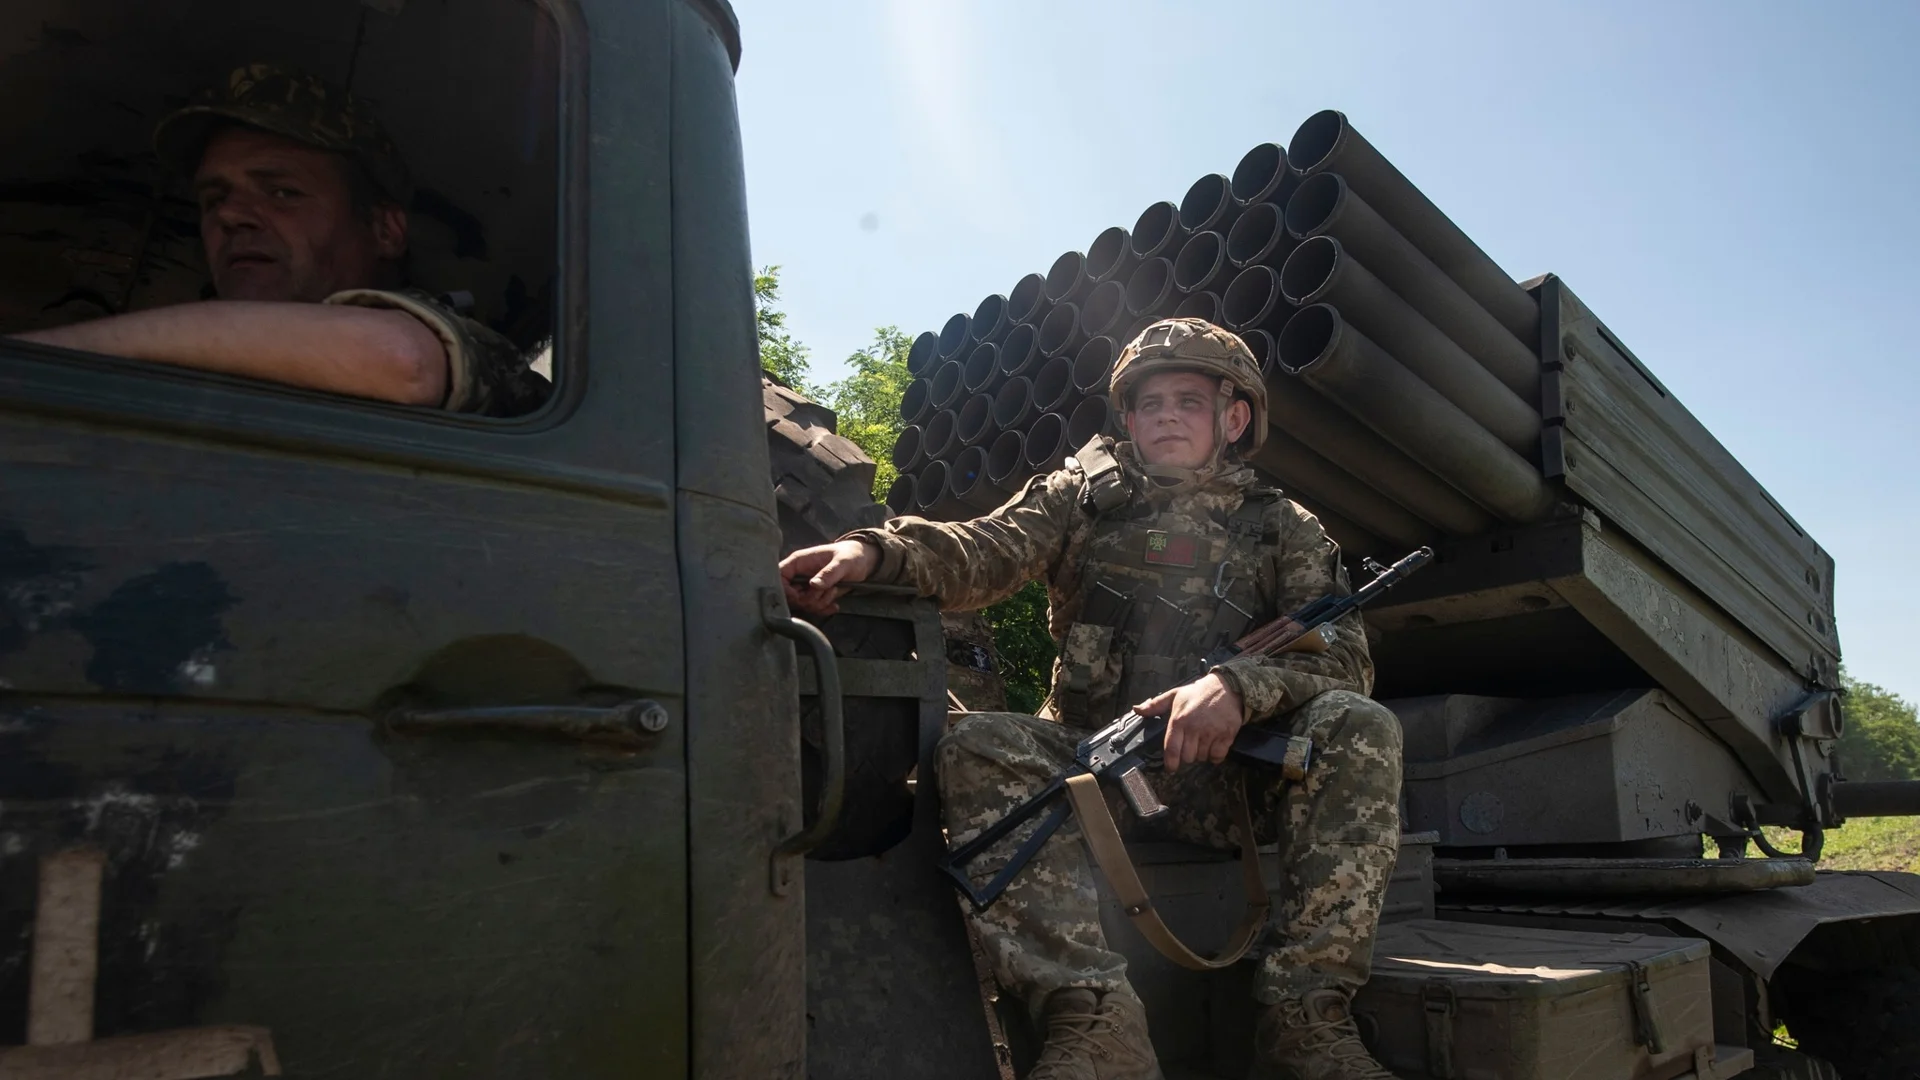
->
[1058,621,1116,726]
[1118,654,1181,717]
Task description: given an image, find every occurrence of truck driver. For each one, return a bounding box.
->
[10,63,548,417]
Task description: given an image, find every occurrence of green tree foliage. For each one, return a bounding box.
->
[755,265,811,390]
[987,581,1058,714]
[1838,671,1920,782]
[819,327,911,500]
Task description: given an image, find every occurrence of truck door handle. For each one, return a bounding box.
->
[762,588,845,894]
[385,700,671,745]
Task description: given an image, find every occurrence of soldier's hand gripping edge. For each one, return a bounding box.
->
[780,538,880,617]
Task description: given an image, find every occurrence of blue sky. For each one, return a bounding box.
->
[731,1,1919,703]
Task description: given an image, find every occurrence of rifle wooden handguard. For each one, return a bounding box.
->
[1274,623,1331,654]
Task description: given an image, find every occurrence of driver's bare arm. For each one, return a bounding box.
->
[13,300,447,406]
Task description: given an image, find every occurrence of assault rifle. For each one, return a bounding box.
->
[939,546,1433,910]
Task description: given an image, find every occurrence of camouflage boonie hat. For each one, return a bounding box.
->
[154,63,412,206]
[1110,317,1269,454]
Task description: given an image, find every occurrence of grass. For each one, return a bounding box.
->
[1764,816,1920,873]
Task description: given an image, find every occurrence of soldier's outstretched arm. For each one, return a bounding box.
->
[1208,500,1375,724]
[838,468,1081,612]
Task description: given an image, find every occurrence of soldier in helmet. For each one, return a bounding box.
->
[10,63,547,416]
[781,318,1402,1079]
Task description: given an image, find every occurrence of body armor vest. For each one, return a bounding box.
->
[1054,441,1279,727]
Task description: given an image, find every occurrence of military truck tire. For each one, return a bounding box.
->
[764,375,923,860]
[765,374,890,553]
[1784,965,1920,1079]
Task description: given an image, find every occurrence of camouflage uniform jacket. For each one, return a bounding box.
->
[847,438,1373,727]
[326,288,551,417]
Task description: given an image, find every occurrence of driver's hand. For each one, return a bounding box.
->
[779,539,878,616]
[1135,673,1247,773]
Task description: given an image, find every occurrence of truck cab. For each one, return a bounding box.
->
[0,0,812,1074]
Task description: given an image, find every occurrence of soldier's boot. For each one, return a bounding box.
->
[1251,988,1395,1080]
[1027,987,1165,1080]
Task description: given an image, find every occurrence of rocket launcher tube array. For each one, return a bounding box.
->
[1249,426,1421,551]
[1287,172,1539,401]
[1289,110,1538,345]
[1279,305,1554,523]
[1281,235,1540,457]
[891,112,1550,543]
[1262,366,1496,536]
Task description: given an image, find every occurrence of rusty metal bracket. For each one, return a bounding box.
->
[762,588,845,895]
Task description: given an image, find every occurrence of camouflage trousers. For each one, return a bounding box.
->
[936,690,1402,1011]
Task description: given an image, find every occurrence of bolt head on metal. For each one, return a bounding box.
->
[637,701,670,733]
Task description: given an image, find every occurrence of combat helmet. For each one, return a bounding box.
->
[1109,317,1269,462]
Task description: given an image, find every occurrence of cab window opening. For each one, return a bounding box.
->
[0,0,563,419]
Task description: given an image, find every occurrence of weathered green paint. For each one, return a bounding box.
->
[0,0,793,1075]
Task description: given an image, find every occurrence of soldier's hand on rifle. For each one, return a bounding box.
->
[1135,673,1247,773]
[779,539,879,616]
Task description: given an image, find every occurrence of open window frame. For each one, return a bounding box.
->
[0,0,590,478]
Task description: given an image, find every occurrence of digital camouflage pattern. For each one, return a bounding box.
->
[155,63,413,205]
[849,438,1374,727]
[326,288,551,417]
[939,693,1401,1010]
[845,436,1401,1012]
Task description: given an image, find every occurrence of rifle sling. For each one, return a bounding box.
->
[1062,771,1269,971]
